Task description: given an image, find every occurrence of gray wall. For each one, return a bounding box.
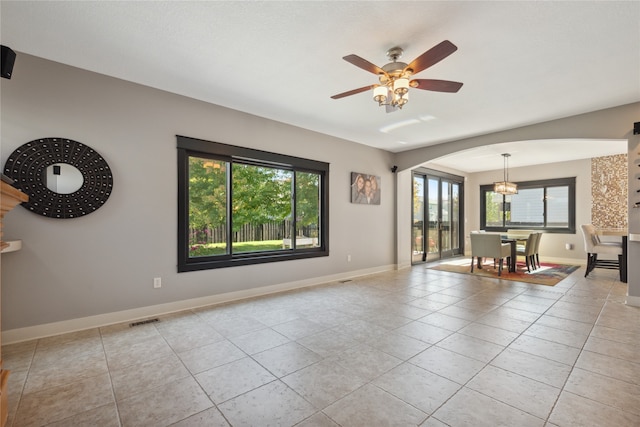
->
[465,158,592,262]
[2,53,638,339]
[395,103,640,172]
[628,134,640,302]
[394,103,640,272]
[1,54,395,332]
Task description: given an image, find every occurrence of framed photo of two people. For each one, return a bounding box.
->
[350,172,381,205]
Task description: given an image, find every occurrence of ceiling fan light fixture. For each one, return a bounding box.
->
[373,86,387,105]
[393,78,409,95]
[395,91,408,108]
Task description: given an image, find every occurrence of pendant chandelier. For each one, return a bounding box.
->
[493,153,518,195]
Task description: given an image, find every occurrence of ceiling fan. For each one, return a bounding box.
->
[331,40,463,112]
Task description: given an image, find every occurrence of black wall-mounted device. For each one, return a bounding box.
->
[1,45,16,79]
[634,121,640,135]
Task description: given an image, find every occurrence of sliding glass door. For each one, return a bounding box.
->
[412,169,464,264]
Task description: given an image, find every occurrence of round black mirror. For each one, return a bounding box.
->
[3,138,113,218]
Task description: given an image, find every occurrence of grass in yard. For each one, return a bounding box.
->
[189,240,284,257]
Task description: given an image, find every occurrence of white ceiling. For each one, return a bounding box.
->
[428,138,629,173]
[1,1,638,171]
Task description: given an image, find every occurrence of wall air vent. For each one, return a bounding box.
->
[129,318,159,327]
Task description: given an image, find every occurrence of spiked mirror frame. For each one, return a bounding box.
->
[3,137,113,218]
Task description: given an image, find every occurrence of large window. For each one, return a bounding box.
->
[480,177,575,233]
[177,136,329,272]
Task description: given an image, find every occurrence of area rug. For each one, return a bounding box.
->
[427,258,580,286]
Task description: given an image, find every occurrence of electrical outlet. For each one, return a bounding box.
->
[347,254,351,262]
[153,277,161,288]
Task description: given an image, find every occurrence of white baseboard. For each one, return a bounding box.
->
[626,295,640,307]
[396,261,412,270]
[2,264,395,345]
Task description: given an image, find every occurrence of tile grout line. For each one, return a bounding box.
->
[99,326,124,427]
[411,266,595,424]
[541,276,624,425]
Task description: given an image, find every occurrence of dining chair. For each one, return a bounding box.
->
[533,232,542,268]
[470,233,511,276]
[470,230,493,267]
[516,232,538,272]
[580,224,622,278]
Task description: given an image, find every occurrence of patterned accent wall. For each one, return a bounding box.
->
[591,154,628,228]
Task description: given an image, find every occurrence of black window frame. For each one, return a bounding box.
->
[177,135,329,272]
[480,177,576,234]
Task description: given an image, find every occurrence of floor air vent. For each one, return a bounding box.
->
[129,318,159,327]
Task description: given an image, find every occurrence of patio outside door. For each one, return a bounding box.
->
[412,170,463,264]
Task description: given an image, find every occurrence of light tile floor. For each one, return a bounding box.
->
[3,263,640,426]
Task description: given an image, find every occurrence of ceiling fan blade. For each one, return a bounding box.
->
[343,54,387,76]
[410,79,463,93]
[331,85,376,99]
[404,40,458,75]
